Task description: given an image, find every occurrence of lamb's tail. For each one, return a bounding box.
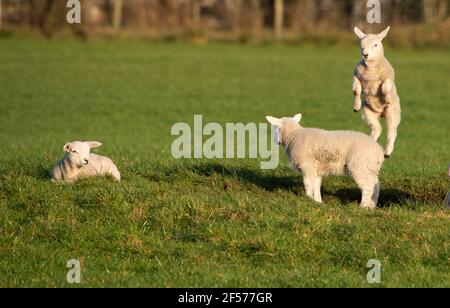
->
[108,164,121,181]
[112,167,121,181]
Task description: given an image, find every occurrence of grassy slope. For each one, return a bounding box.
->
[0,38,449,287]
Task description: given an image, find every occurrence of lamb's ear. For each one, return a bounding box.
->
[266,116,281,126]
[354,27,366,39]
[63,143,72,153]
[378,26,391,40]
[86,141,102,149]
[293,114,302,123]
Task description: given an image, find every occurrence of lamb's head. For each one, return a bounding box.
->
[266,114,302,146]
[63,141,102,167]
[354,26,390,62]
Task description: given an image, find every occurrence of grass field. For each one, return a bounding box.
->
[0,37,449,288]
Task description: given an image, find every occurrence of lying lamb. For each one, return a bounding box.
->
[52,141,121,183]
[352,26,401,158]
[266,114,385,209]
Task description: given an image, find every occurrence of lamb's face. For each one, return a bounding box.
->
[266,114,302,146]
[354,26,390,62]
[359,35,384,62]
[63,141,102,168]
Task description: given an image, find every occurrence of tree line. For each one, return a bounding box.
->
[0,0,448,38]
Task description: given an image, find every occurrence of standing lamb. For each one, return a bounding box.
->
[266,114,385,209]
[52,141,121,183]
[352,26,401,158]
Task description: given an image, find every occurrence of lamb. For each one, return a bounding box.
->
[266,114,385,209]
[352,26,401,158]
[52,141,121,183]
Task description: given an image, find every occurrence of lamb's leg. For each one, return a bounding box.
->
[372,180,381,208]
[384,103,401,158]
[382,79,395,105]
[313,177,323,203]
[353,76,362,112]
[360,179,380,209]
[303,176,315,200]
[362,107,382,141]
[352,171,380,209]
[302,167,322,203]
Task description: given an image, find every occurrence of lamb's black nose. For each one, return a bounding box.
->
[363,54,369,58]
[84,159,89,164]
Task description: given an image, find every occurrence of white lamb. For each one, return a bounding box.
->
[352,26,401,158]
[266,114,385,209]
[52,141,121,183]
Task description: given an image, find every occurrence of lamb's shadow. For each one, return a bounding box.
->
[182,162,418,207]
[331,188,416,208]
[35,164,53,181]
[185,162,302,193]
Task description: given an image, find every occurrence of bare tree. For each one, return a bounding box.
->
[352,0,366,26]
[228,0,243,32]
[113,0,123,31]
[123,0,148,29]
[437,0,448,20]
[422,0,448,22]
[0,0,3,30]
[163,0,179,29]
[274,0,284,39]
[291,0,317,30]
[192,0,201,29]
[250,0,262,32]
[147,0,161,28]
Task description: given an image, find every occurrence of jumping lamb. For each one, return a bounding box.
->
[352,26,401,158]
[52,141,121,183]
[266,114,385,209]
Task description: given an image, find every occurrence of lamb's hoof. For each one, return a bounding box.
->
[353,109,359,113]
[384,154,391,159]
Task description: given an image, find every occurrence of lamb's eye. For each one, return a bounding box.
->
[375,44,378,47]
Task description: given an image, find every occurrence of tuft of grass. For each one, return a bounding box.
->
[0,38,449,287]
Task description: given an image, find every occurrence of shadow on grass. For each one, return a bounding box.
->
[331,188,417,208]
[35,164,52,181]
[166,162,428,207]
[185,162,301,192]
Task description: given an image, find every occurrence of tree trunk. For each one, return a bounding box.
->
[147,0,161,29]
[192,0,201,28]
[422,0,436,23]
[113,0,124,31]
[163,0,178,29]
[352,0,366,26]
[230,0,243,32]
[438,0,448,21]
[274,0,284,39]
[249,0,262,33]
[293,0,317,30]
[0,0,3,30]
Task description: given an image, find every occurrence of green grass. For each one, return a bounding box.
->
[0,38,449,288]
